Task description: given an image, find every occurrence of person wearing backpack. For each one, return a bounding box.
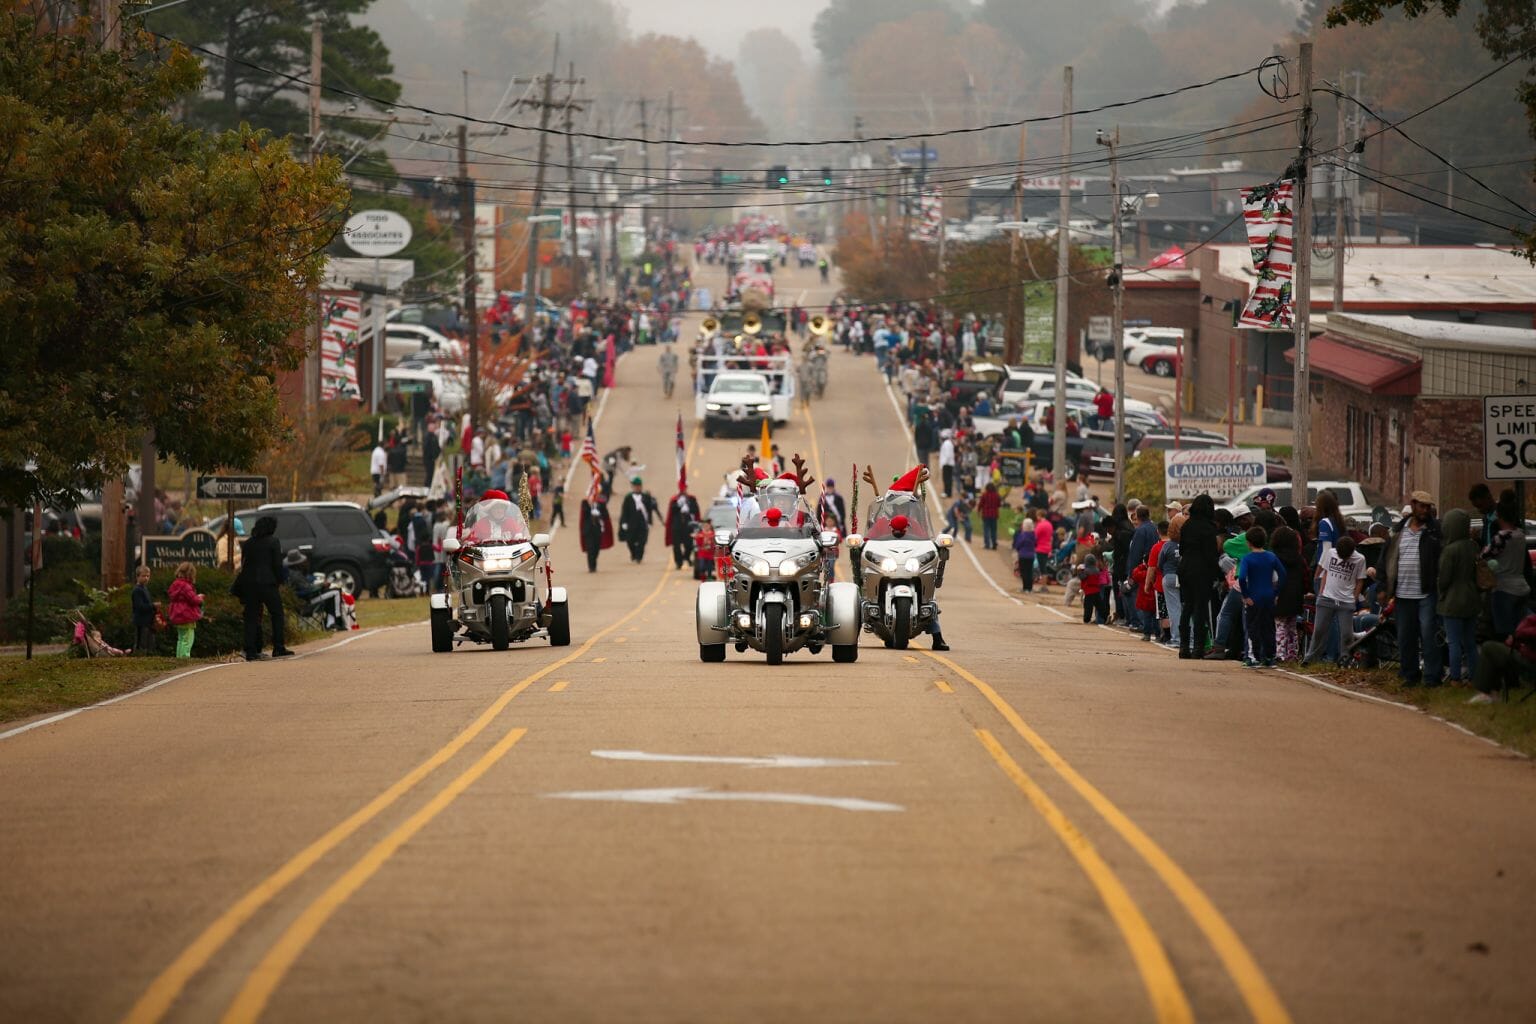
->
[166,562,205,659]
[1437,508,1483,684]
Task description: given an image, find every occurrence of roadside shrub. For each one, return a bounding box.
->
[1124,447,1166,510]
[0,592,77,644]
[84,566,305,657]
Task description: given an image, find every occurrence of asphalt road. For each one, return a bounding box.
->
[3,259,1535,1024]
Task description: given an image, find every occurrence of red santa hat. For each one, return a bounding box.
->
[481,489,511,501]
[753,468,770,481]
[777,471,798,482]
[888,466,924,493]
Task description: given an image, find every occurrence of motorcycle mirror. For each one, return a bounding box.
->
[714,529,734,546]
[818,531,839,549]
[442,537,461,555]
[846,533,864,548]
[936,534,954,548]
[532,532,551,549]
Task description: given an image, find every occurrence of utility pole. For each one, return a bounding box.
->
[564,65,582,297]
[458,125,481,434]
[1292,42,1314,507]
[306,20,323,415]
[1052,66,1073,487]
[98,0,126,589]
[638,98,650,189]
[1006,125,1027,365]
[1101,127,1127,504]
[1333,70,1347,317]
[663,91,674,238]
[524,74,557,345]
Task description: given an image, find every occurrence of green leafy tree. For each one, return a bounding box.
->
[0,7,350,509]
[144,0,400,155]
[1324,0,1536,254]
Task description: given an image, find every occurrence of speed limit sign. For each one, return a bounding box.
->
[1484,395,1536,479]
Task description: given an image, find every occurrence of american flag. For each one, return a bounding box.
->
[675,412,687,493]
[581,418,603,503]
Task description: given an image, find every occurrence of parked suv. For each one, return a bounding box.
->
[207,502,390,595]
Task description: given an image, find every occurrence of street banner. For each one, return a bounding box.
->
[1164,448,1267,501]
[1237,180,1295,330]
[320,291,362,401]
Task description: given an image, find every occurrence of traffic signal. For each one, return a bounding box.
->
[712,167,723,188]
[767,165,789,189]
[820,166,833,186]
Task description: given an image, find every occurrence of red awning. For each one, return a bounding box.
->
[1148,245,1186,268]
[1283,334,1421,395]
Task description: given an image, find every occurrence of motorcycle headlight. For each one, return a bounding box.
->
[904,558,923,572]
[784,551,819,574]
[879,557,899,573]
[735,554,771,577]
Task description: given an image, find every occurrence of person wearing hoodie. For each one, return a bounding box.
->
[1437,507,1482,684]
[1176,495,1222,658]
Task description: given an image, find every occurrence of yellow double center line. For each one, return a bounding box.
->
[929,649,1293,1024]
[124,566,675,1024]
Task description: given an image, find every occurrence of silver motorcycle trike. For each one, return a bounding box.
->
[694,489,860,664]
[845,491,952,649]
[431,497,571,652]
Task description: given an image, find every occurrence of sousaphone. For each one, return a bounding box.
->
[742,312,763,335]
[808,314,831,336]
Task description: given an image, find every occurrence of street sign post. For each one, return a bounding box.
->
[1483,395,1536,480]
[196,476,269,501]
[140,530,220,569]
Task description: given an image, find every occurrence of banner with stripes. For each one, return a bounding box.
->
[1237,180,1296,330]
[319,292,362,402]
[911,190,943,242]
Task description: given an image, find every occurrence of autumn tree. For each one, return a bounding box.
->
[143,0,400,157]
[833,213,939,302]
[0,7,349,509]
[1324,0,1536,254]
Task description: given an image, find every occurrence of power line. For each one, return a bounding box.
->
[152,31,1281,150]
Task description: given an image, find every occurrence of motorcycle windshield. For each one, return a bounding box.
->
[737,490,815,539]
[462,499,531,544]
[865,493,933,540]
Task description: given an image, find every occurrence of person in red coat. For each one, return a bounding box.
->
[579,495,614,573]
[664,487,702,570]
[977,482,1003,549]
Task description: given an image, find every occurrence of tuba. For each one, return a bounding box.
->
[742,312,762,335]
[700,316,720,337]
[808,314,831,337]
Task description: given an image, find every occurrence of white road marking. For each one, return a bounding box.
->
[544,787,904,812]
[591,749,896,769]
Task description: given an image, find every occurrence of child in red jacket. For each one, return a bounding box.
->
[167,562,205,659]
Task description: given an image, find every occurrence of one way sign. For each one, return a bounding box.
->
[196,475,269,501]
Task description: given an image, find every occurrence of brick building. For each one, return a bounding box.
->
[1190,245,1536,429]
[1290,314,1536,509]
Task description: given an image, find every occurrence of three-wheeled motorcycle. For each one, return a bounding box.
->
[694,486,860,664]
[430,496,571,652]
[845,489,952,649]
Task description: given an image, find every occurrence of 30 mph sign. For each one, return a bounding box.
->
[1484,396,1536,480]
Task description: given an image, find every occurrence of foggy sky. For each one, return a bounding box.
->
[618,0,828,58]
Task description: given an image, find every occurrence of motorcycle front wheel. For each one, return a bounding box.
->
[892,596,912,650]
[764,609,785,665]
[489,594,511,651]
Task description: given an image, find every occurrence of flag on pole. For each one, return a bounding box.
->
[581,418,603,503]
[675,412,687,493]
[759,415,772,471]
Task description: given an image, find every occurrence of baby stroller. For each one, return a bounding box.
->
[69,609,127,658]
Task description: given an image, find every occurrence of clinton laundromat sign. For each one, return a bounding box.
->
[1164,448,1266,501]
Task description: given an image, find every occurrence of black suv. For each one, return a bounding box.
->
[211,502,389,595]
